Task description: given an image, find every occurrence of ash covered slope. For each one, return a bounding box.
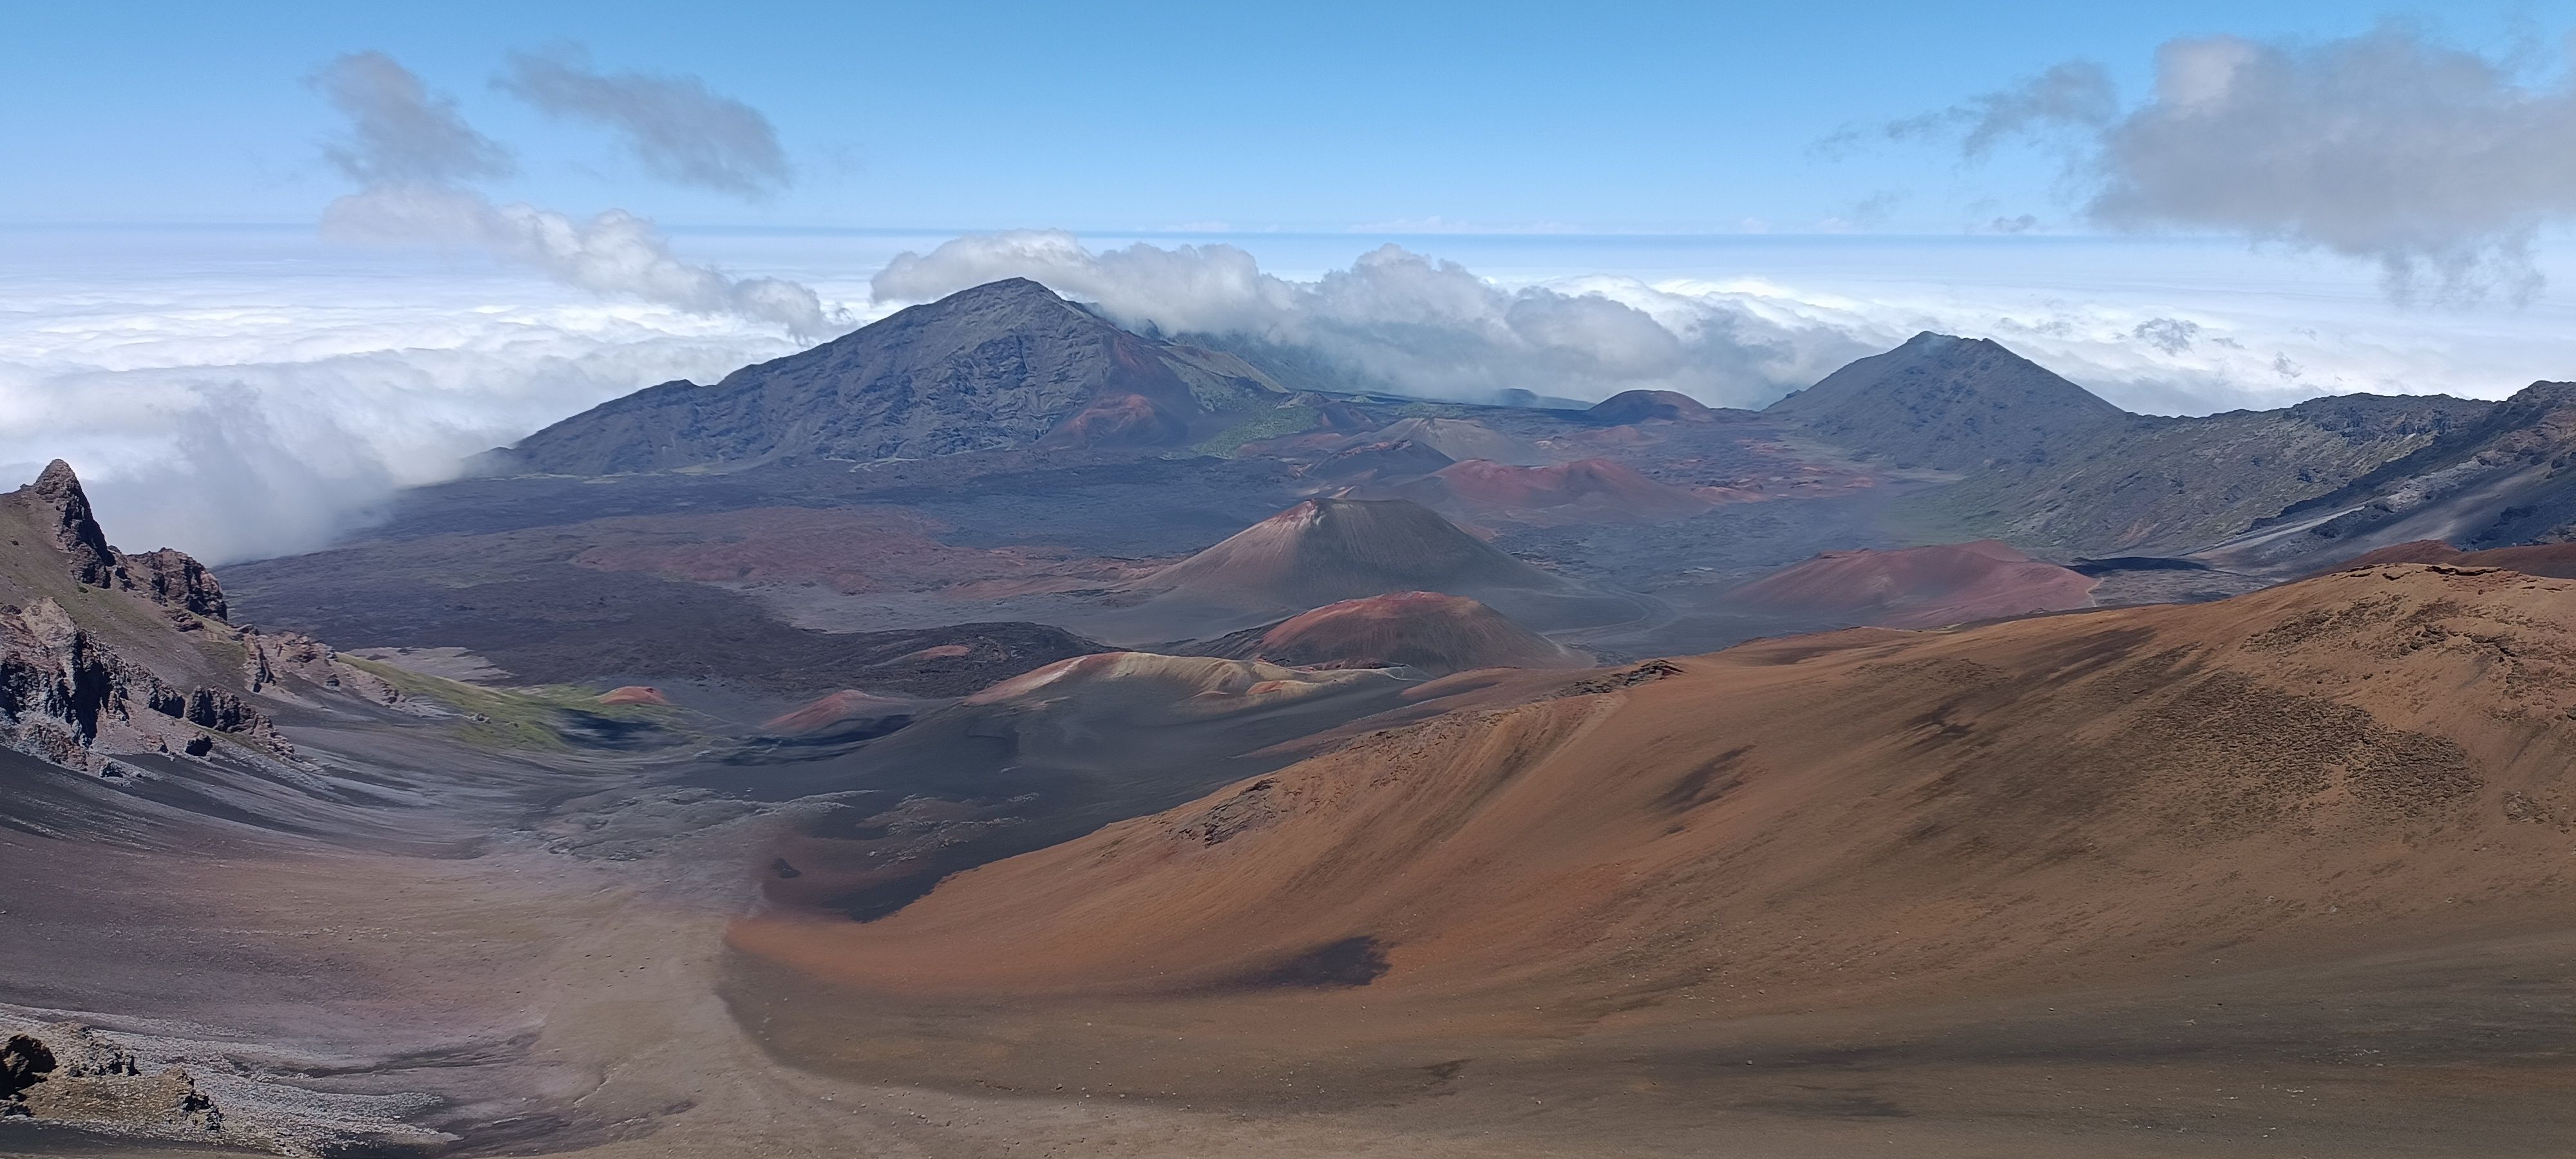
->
[502,279,1287,475]
[741,564,2573,1005]
[0,462,398,772]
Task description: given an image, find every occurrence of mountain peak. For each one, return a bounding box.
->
[1764,333,2127,470]
[32,458,83,502]
[501,277,1284,475]
[3,460,229,617]
[15,458,118,585]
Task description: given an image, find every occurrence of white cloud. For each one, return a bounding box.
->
[872,232,1875,406]
[313,50,515,186]
[321,184,839,337]
[1889,26,2576,303]
[497,48,791,198]
[0,254,799,563]
[313,52,841,336]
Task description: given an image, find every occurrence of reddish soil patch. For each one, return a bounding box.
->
[1730,539,2097,628]
[596,685,670,706]
[1128,498,1564,615]
[765,689,927,735]
[1223,591,1580,675]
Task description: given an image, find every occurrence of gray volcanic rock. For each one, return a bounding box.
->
[1766,332,2126,470]
[0,598,291,770]
[2,1023,223,1140]
[501,278,1289,475]
[125,549,226,619]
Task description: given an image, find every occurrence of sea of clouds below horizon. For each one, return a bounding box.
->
[10,223,2576,564]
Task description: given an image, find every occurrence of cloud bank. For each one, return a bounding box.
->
[314,52,838,337]
[1887,26,2576,302]
[0,257,802,564]
[873,231,1877,407]
[497,49,791,198]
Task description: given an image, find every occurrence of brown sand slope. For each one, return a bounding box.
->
[1730,539,2098,628]
[1200,592,1584,675]
[2334,538,2576,578]
[736,565,2576,1012]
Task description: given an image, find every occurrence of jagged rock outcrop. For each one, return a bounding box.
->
[0,461,404,775]
[6,460,231,621]
[239,628,401,706]
[1,1022,222,1136]
[125,548,227,619]
[0,599,289,770]
[24,460,122,586]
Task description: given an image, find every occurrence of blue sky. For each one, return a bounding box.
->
[7,0,2568,232]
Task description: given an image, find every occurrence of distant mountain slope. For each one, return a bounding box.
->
[2197,382,2576,572]
[1764,332,2127,470]
[1921,393,2490,556]
[501,279,1287,475]
[1761,334,2491,557]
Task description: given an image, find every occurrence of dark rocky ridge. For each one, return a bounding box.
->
[501,279,1289,475]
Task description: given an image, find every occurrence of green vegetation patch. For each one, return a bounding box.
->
[340,655,674,750]
[1191,403,1322,458]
